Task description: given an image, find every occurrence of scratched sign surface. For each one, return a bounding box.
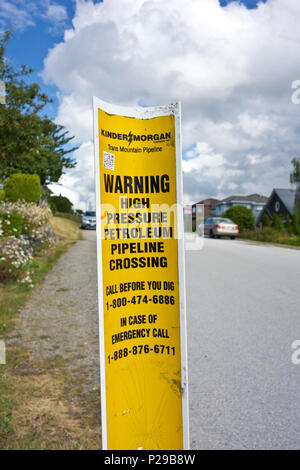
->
[93,99,188,450]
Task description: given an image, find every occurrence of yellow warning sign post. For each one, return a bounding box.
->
[93,98,189,450]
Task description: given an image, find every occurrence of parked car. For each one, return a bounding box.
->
[201,217,239,239]
[81,211,96,230]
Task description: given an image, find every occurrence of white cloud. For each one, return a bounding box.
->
[49,141,95,210]
[0,0,68,32]
[0,0,36,30]
[238,113,277,139]
[42,0,300,206]
[45,3,68,22]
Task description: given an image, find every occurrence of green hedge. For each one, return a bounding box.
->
[5,173,41,203]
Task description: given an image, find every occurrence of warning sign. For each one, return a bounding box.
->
[93,98,189,450]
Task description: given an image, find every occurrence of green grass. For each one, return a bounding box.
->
[0,374,15,444]
[53,212,82,224]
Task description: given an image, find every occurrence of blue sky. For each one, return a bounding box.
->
[220,0,266,7]
[3,0,75,118]
[1,0,300,210]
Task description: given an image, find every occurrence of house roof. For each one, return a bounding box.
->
[218,193,269,205]
[195,198,220,205]
[273,188,296,215]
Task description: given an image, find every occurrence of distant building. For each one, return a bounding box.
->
[212,194,268,222]
[193,198,220,220]
[256,188,296,226]
[191,198,220,231]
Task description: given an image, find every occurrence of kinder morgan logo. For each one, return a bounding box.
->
[101,129,171,146]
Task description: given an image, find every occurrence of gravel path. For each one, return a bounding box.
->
[8,230,100,395]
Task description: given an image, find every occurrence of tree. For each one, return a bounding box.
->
[222,205,255,231]
[0,31,77,185]
[292,212,300,236]
[272,213,283,231]
[285,215,293,235]
[49,195,73,214]
[290,158,300,188]
[262,213,271,228]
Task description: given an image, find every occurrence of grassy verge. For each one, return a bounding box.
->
[53,212,82,224]
[0,217,101,450]
[238,228,300,248]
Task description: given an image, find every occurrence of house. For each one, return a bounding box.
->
[211,194,268,222]
[256,188,296,226]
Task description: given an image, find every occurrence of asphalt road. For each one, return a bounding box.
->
[186,237,300,449]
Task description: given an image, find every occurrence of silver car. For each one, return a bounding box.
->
[81,211,96,230]
[202,217,239,239]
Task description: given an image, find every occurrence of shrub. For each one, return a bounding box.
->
[262,213,271,228]
[222,205,255,231]
[0,189,5,201]
[253,227,278,243]
[0,213,23,237]
[0,200,52,237]
[0,236,33,283]
[292,212,300,235]
[48,195,73,214]
[272,213,283,231]
[4,173,41,203]
[284,216,293,235]
[48,198,57,214]
[276,235,300,246]
[0,201,56,283]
